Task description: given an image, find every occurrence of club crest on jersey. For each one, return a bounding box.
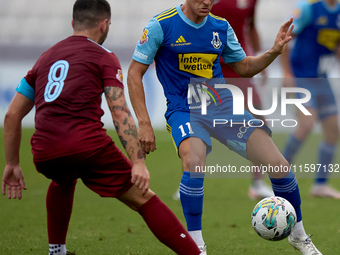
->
[211,32,222,49]
[139,28,149,45]
[116,69,123,83]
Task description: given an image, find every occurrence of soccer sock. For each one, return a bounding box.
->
[290,220,307,240]
[138,195,201,255]
[282,135,303,164]
[46,181,76,244]
[188,230,205,247]
[315,142,336,184]
[270,171,302,222]
[48,244,66,255]
[179,172,204,232]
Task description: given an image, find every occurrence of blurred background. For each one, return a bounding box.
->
[0,0,339,130]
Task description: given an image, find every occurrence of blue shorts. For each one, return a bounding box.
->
[296,78,337,120]
[166,110,271,159]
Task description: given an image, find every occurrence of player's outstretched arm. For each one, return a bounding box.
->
[104,86,149,195]
[127,60,156,155]
[229,18,294,78]
[3,92,33,199]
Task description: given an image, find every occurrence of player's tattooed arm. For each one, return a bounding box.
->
[113,120,120,132]
[104,86,144,161]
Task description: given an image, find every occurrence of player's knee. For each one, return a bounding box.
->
[182,154,205,173]
[325,126,339,143]
[299,119,315,134]
[118,186,155,211]
[265,157,290,179]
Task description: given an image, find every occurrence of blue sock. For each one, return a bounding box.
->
[282,135,303,164]
[179,172,204,231]
[316,142,336,184]
[270,171,302,222]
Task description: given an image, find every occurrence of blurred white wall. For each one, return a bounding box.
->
[0,0,297,58]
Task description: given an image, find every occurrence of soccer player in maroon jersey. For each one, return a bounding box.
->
[1,1,202,254]
[211,0,274,199]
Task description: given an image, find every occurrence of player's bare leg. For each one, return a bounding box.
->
[117,185,201,255]
[311,114,340,199]
[247,128,322,254]
[282,109,316,168]
[246,107,274,200]
[178,137,207,254]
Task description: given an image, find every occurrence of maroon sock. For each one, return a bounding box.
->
[138,195,201,255]
[46,181,76,244]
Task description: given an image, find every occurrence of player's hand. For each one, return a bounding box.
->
[272,18,294,55]
[131,162,150,195]
[2,164,27,199]
[138,123,156,154]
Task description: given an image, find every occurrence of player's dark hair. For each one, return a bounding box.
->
[73,0,111,30]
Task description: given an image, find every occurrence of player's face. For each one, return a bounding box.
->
[183,0,215,23]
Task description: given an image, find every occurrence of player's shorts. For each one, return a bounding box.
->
[166,110,271,159]
[34,141,133,197]
[295,78,338,120]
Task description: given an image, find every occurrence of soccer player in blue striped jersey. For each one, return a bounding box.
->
[128,1,322,254]
[282,0,340,199]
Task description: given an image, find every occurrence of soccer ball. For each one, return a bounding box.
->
[251,196,296,241]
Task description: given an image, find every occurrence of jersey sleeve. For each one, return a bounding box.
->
[101,53,124,89]
[132,18,164,65]
[16,77,35,102]
[292,0,312,35]
[221,22,246,63]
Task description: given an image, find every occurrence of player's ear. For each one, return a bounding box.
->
[99,19,108,33]
[71,19,75,29]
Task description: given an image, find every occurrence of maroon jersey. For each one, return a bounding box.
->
[25,36,124,161]
[211,0,257,77]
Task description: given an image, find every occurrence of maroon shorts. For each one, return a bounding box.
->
[34,142,133,197]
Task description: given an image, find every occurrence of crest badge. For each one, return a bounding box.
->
[211,32,222,49]
[116,69,123,83]
[139,28,149,45]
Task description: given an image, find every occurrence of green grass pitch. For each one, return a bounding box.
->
[1,128,339,254]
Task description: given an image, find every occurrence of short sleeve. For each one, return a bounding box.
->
[16,77,35,102]
[132,18,164,65]
[101,53,124,89]
[221,22,246,63]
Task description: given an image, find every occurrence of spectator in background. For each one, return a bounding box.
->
[281,0,340,199]
[211,0,274,200]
